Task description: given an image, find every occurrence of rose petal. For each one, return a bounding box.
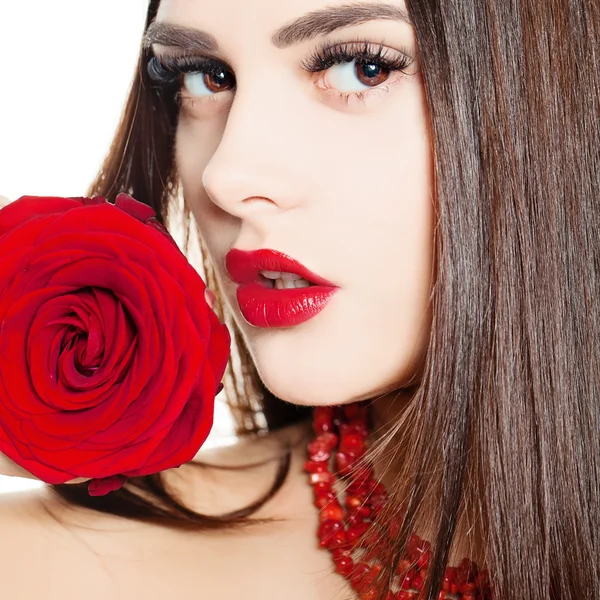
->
[0,197,83,236]
[0,195,232,488]
[114,193,156,223]
[87,474,129,496]
[81,196,107,207]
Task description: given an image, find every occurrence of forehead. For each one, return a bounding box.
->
[154,0,412,52]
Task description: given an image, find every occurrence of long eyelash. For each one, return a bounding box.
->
[147,53,233,88]
[301,39,413,77]
[146,39,414,108]
[303,40,413,106]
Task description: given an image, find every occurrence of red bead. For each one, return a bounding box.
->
[318,519,341,534]
[306,403,492,600]
[353,466,375,483]
[320,501,344,522]
[347,479,372,496]
[415,540,431,554]
[475,569,490,587]
[314,492,337,509]
[406,534,421,555]
[417,549,430,570]
[350,562,373,592]
[396,559,413,576]
[360,585,384,600]
[304,460,327,473]
[343,403,361,419]
[346,521,369,546]
[318,520,347,549]
[334,554,355,576]
[399,568,416,591]
[442,567,457,591]
[339,417,369,437]
[335,451,355,474]
[369,491,388,515]
[328,530,347,548]
[340,432,365,456]
[313,406,334,433]
[459,581,477,595]
[308,432,338,462]
[313,481,332,494]
[310,471,333,484]
[362,529,381,547]
[457,558,478,582]
[388,520,401,538]
[412,571,425,591]
[346,495,363,509]
[332,549,355,576]
[371,482,387,495]
[345,509,364,526]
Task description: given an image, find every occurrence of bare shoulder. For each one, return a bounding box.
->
[0,485,122,533]
[0,486,55,541]
[0,488,66,595]
[0,486,137,599]
[0,423,321,599]
[0,486,198,598]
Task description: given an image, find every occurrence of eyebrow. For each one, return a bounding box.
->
[143,2,411,52]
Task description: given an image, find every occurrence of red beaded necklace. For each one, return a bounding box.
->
[304,402,493,600]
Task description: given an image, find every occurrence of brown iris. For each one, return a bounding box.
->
[201,68,235,93]
[355,62,390,87]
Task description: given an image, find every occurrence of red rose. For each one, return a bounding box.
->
[0,193,230,496]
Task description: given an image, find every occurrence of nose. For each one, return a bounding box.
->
[201,83,307,221]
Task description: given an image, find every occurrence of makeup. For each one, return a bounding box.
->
[225,248,339,328]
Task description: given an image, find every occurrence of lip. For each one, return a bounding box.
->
[225,248,340,328]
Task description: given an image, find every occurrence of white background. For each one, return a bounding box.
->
[0,1,147,199]
[0,1,235,494]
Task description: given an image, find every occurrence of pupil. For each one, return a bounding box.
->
[211,69,232,88]
[363,63,380,78]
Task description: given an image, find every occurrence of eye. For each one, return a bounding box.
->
[301,40,415,104]
[183,68,235,97]
[147,54,235,105]
[324,60,392,93]
[146,39,415,111]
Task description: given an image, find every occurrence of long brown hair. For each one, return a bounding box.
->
[49,0,600,598]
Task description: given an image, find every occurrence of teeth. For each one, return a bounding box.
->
[274,277,312,290]
[260,270,303,281]
[259,270,314,289]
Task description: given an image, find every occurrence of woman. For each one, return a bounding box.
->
[0,0,598,598]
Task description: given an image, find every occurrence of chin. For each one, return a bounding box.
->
[228,298,425,408]
[253,363,390,407]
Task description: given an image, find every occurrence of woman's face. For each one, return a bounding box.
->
[151,0,433,406]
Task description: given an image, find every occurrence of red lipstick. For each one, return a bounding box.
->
[225,248,339,328]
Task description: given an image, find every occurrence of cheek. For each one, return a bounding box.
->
[175,123,236,254]
[363,104,434,380]
[175,123,215,201]
[315,82,434,335]
[334,139,433,392]
[171,80,434,405]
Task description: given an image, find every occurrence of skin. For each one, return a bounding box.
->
[0,3,448,597]
[152,0,444,558]
[157,0,435,409]
[2,0,433,468]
